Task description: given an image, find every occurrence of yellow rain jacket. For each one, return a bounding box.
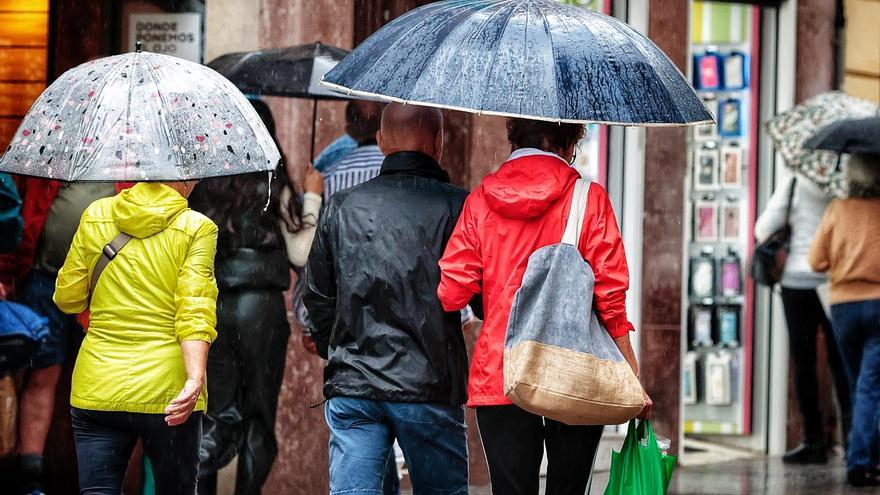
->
[54,182,218,414]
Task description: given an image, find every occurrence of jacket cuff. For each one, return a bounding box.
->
[177,329,217,343]
[603,316,634,339]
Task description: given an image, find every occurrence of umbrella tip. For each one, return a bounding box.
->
[136,41,143,53]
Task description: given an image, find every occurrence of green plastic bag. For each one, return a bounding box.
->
[604,420,677,495]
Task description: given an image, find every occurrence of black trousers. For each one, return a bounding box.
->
[476,405,603,495]
[198,289,290,495]
[780,287,852,444]
[71,407,202,495]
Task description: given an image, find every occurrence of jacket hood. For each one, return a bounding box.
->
[482,149,579,220]
[112,183,188,238]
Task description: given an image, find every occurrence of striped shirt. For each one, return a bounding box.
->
[323,145,385,198]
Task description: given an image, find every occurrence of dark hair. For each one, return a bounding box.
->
[189,99,304,258]
[506,118,585,153]
[847,153,880,199]
[346,100,384,144]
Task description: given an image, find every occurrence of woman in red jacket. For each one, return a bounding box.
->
[438,118,651,495]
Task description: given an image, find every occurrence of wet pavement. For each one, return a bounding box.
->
[403,456,878,494]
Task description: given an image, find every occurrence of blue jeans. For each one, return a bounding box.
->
[324,397,468,495]
[20,270,80,368]
[831,300,880,471]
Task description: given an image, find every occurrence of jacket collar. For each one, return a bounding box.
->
[508,147,570,166]
[380,151,450,183]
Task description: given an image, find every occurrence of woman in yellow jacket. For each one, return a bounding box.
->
[54,180,218,494]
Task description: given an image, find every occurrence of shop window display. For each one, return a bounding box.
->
[683,0,759,436]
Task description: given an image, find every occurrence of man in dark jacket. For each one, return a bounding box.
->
[304,103,472,494]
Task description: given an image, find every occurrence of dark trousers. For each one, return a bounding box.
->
[71,407,202,495]
[830,299,880,471]
[198,290,290,495]
[476,405,603,495]
[780,288,852,444]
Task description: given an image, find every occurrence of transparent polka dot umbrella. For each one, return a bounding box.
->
[0,47,280,182]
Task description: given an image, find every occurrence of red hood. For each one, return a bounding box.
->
[482,153,579,220]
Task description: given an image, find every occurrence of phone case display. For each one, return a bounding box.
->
[705,351,733,406]
[689,252,716,299]
[717,306,740,346]
[683,352,699,405]
[684,2,758,436]
[719,251,742,297]
[718,98,743,137]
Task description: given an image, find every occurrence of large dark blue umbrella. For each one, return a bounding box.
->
[322,0,712,126]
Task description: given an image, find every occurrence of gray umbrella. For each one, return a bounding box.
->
[0,47,280,182]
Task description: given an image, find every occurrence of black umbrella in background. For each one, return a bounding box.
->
[804,116,880,155]
[208,42,351,159]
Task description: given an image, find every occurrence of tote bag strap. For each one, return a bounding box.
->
[561,179,589,246]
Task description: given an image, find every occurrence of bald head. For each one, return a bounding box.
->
[377,103,444,162]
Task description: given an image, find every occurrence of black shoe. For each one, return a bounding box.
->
[782,442,827,464]
[847,468,880,487]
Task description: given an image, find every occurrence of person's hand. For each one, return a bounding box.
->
[0,281,9,300]
[303,165,324,195]
[164,377,203,426]
[301,335,318,355]
[638,388,653,420]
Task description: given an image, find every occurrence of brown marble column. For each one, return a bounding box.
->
[638,0,689,453]
[796,0,838,102]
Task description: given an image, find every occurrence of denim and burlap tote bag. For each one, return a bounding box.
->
[503,179,644,425]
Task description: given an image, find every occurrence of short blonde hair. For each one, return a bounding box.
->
[846,153,880,198]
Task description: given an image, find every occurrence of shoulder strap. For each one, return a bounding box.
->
[784,176,797,226]
[561,179,589,246]
[89,232,134,298]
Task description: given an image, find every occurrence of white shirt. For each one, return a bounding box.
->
[754,175,830,289]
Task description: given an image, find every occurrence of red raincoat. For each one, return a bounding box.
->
[438,149,634,407]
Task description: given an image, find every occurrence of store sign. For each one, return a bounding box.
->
[128,13,202,62]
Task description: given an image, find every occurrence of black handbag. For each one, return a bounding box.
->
[750,178,797,286]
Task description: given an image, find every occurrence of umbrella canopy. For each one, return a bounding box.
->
[765,91,877,198]
[321,0,712,126]
[0,50,280,182]
[208,42,350,99]
[804,117,880,155]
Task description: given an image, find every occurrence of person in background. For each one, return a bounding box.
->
[809,152,880,488]
[755,173,851,464]
[0,177,118,495]
[437,118,651,495]
[53,179,217,494]
[322,100,385,198]
[305,103,474,495]
[313,133,357,173]
[0,173,22,256]
[190,99,296,495]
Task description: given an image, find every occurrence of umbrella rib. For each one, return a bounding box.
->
[72,56,131,181]
[427,0,519,111]
[144,58,186,176]
[534,1,561,122]
[473,1,524,115]
[347,1,480,96]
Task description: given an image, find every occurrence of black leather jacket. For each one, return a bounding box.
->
[304,151,475,405]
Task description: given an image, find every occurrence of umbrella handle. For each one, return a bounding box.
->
[310,98,318,162]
